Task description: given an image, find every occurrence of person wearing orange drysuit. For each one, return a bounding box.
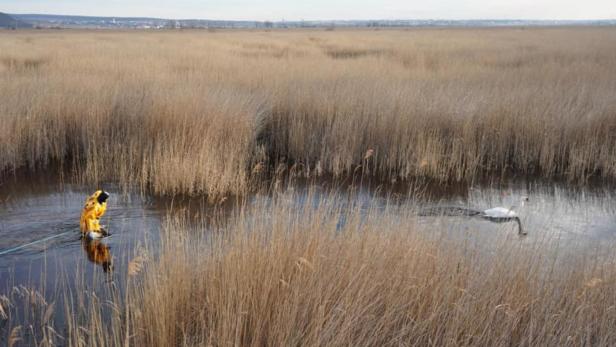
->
[80,190,110,240]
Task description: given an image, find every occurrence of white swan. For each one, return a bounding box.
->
[482,207,519,219]
[480,196,528,235]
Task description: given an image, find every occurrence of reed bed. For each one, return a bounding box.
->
[2,27,616,197]
[2,28,616,345]
[3,194,616,346]
[128,199,616,346]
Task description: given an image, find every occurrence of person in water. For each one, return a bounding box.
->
[80,190,110,240]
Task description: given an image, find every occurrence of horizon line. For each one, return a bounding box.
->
[6,12,616,23]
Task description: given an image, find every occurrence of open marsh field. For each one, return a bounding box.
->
[1,27,616,346]
[2,28,616,194]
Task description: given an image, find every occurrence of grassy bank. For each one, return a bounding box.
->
[2,196,616,346]
[2,28,616,197]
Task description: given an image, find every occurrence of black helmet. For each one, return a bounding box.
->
[97,191,110,204]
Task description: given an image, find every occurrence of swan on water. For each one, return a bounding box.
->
[480,196,529,235]
[417,196,529,236]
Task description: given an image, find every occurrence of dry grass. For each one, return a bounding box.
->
[2,195,612,346]
[3,28,616,344]
[127,200,616,346]
[1,28,616,198]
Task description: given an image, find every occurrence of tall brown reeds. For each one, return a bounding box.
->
[2,28,616,197]
[17,195,607,346]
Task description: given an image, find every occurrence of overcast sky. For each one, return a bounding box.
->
[3,0,615,21]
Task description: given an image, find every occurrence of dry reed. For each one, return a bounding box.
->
[13,195,606,346]
[2,193,616,345]
[1,28,616,198]
[134,201,616,346]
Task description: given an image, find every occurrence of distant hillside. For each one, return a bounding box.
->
[0,12,32,28]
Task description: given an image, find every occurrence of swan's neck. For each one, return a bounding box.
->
[515,217,525,235]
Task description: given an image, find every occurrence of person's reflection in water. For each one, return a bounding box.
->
[82,238,113,273]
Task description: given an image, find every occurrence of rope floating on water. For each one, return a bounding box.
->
[0,231,74,257]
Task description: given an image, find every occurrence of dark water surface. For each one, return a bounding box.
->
[0,179,166,295]
[1,177,615,293]
[1,175,615,346]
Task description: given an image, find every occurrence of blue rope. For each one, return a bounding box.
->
[0,231,74,257]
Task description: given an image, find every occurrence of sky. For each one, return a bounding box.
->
[2,0,615,21]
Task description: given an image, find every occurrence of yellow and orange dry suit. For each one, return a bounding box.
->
[80,190,108,234]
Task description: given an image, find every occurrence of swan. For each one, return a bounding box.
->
[480,196,528,235]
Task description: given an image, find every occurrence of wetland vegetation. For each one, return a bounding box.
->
[1,27,616,346]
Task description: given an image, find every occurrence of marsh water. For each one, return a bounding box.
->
[1,176,615,293]
[0,180,162,294]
